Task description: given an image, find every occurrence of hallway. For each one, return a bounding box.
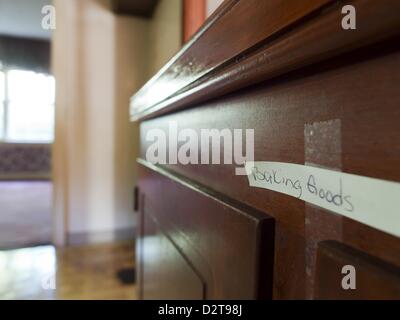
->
[0,181,52,249]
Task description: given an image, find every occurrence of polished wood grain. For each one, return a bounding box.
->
[132,0,400,300]
[131,0,333,117]
[141,210,204,299]
[139,45,400,298]
[315,241,400,299]
[131,0,400,120]
[137,161,275,299]
[0,242,136,300]
[134,0,400,120]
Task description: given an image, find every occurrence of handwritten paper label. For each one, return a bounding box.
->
[245,161,400,237]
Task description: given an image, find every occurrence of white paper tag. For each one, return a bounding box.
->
[245,161,400,237]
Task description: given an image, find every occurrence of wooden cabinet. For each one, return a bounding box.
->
[136,164,274,299]
[131,0,400,299]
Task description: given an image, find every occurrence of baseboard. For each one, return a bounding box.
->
[0,173,51,181]
[67,226,136,246]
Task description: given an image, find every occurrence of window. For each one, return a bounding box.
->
[0,68,55,143]
[0,71,4,138]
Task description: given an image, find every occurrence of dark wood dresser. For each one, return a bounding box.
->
[130,0,400,299]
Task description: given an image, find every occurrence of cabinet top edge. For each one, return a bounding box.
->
[130,0,400,121]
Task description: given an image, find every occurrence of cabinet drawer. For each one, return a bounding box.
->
[315,241,400,299]
[136,161,275,299]
[140,211,204,300]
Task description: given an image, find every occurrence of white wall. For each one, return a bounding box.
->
[52,0,149,244]
[52,0,182,245]
[148,0,182,77]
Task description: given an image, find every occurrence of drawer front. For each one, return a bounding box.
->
[316,241,400,299]
[140,210,204,300]
[136,162,275,299]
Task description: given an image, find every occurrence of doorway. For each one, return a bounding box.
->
[0,66,55,249]
[0,0,54,250]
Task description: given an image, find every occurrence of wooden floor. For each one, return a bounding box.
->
[0,241,137,300]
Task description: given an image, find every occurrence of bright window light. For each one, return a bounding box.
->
[0,71,4,140]
[5,70,55,143]
[0,71,4,101]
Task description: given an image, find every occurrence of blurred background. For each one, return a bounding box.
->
[0,0,223,299]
